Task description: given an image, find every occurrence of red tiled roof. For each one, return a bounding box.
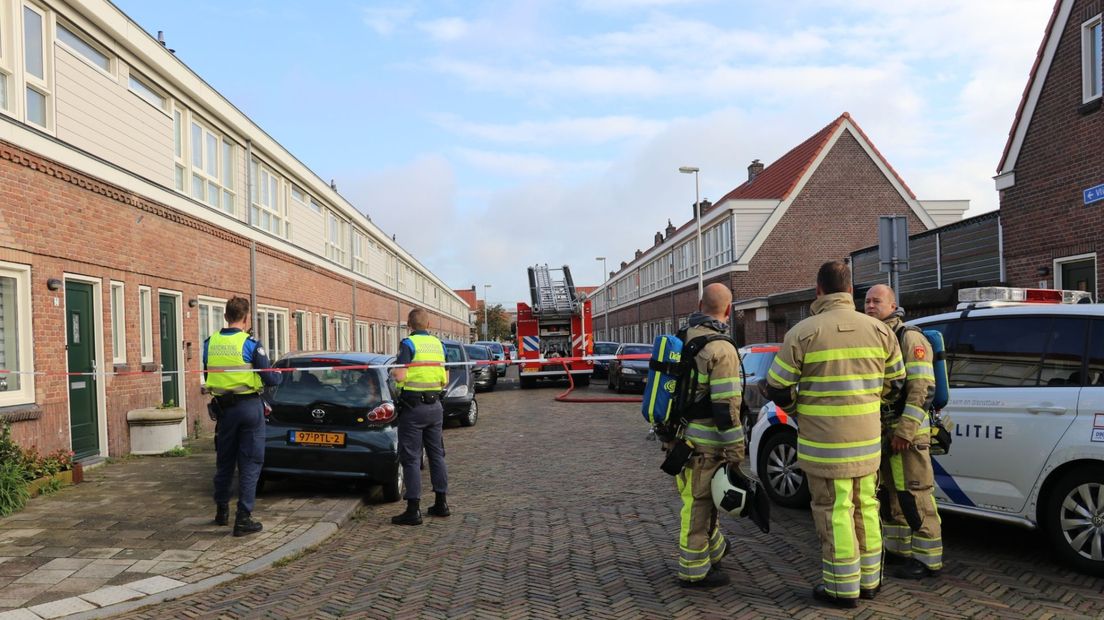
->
[453,288,477,309]
[575,286,598,296]
[997,0,1063,172]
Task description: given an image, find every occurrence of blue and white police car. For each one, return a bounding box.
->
[748,287,1104,575]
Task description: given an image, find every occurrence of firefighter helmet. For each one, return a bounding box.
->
[710,464,771,533]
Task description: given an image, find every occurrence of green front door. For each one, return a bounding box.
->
[66,281,99,458]
[159,294,179,406]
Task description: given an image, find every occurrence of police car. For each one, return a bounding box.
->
[748,287,1104,575]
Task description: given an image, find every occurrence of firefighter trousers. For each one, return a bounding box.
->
[881,445,942,570]
[807,472,881,599]
[674,433,743,582]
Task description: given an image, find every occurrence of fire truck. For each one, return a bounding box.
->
[516,264,594,389]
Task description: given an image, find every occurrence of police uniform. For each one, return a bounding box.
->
[881,315,942,574]
[766,292,904,602]
[673,314,745,585]
[204,328,280,532]
[395,331,449,507]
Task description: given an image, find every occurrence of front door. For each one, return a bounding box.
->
[66,281,99,458]
[159,294,179,406]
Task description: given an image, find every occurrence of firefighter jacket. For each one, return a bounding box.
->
[884,315,935,444]
[683,318,745,454]
[765,292,904,479]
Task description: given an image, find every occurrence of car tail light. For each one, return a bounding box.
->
[367,402,396,423]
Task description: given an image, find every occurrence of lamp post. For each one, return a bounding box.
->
[482,284,492,340]
[595,256,608,339]
[678,166,704,300]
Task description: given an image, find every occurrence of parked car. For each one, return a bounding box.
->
[503,343,518,361]
[465,344,498,392]
[748,287,1104,575]
[738,343,781,429]
[592,341,620,379]
[260,352,403,502]
[474,341,507,376]
[442,340,478,427]
[607,343,652,393]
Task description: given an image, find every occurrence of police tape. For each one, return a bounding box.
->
[0,353,653,378]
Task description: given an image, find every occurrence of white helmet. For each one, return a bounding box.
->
[711,464,770,533]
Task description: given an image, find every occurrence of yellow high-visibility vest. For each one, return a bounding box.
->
[397,333,447,392]
[205,331,263,396]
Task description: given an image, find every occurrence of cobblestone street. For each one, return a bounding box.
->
[113,375,1104,619]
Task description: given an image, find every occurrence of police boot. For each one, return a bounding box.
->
[426,492,451,517]
[213,503,229,526]
[679,568,730,589]
[391,499,423,526]
[233,511,263,537]
[812,584,858,609]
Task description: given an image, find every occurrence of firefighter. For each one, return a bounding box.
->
[670,283,745,588]
[864,284,942,579]
[763,261,903,608]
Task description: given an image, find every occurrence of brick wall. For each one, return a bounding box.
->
[0,140,467,456]
[1001,0,1104,293]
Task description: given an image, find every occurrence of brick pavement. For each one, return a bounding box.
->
[0,436,361,619]
[103,378,1104,619]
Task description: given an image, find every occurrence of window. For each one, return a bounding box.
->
[250,159,284,236]
[138,286,152,363]
[326,210,348,264]
[23,3,50,128]
[173,109,184,190]
[334,317,350,351]
[128,72,166,110]
[110,281,125,363]
[356,321,369,352]
[0,262,33,405]
[1055,254,1097,301]
[950,317,1048,387]
[1084,15,1102,102]
[353,229,367,274]
[254,306,287,360]
[674,241,698,282]
[702,217,734,271]
[320,315,329,350]
[1039,318,1089,386]
[198,299,226,345]
[0,4,10,113]
[291,185,324,215]
[1086,321,1104,386]
[56,22,109,72]
[190,120,235,213]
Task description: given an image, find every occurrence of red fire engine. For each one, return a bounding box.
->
[516,264,594,389]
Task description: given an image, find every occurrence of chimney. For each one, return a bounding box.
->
[156,31,175,54]
[665,219,676,239]
[693,199,712,218]
[654,232,663,246]
[634,249,643,259]
[620,261,628,269]
[748,159,764,183]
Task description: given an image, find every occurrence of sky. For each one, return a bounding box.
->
[113,0,1054,307]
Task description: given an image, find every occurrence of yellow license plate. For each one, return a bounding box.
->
[291,431,346,447]
[522,367,538,373]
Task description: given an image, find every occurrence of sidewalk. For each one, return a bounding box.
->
[0,436,362,619]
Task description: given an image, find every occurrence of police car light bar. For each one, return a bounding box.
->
[957,287,1093,304]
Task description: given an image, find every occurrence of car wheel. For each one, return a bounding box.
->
[758,430,810,509]
[460,399,478,427]
[382,464,404,503]
[1042,465,1104,575]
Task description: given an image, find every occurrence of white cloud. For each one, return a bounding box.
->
[438,114,668,146]
[418,17,471,41]
[579,0,709,11]
[454,147,608,178]
[361,6,414,36]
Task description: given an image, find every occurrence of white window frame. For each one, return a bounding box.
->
[254,305,288,361]
[674,241,698,282]
[356,321,369,352]
[0,260,34,406]
[197,297,226,351]
[1084,14,1103,103]
[55,19,111,76]
[333,316,350,351]
[250,158,285,236]
[138,286,153,363]
[352,229,368,274]
[172,106,185,191]
[320,314,329,350]
[109,281,125,364]
[325,209,349,265]
[127,69,167,112]
[1054,252,1098,301]
[21,1,52,130]
[702,217,734,272]
[0,0,11,115]
[190,118,235,214]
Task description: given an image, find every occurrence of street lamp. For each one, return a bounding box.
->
[595,256,608,339]
[482,284,492,340]
[678,166,704,300]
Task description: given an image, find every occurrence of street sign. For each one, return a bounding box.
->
[1084,183,1104,206]
[878,215,909,273]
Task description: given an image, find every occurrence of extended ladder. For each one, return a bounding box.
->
[528,264,579,318]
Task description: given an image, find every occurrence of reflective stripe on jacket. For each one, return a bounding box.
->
[205,331,263,396]
[886,317,935,444]
[398,333,448,392]
[766,292,904,478]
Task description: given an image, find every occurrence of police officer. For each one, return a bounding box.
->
[763,261,903,608]
[864,284,942,579]
[670,283,745,588]
[204,296,281,537]
[390,308,450,526]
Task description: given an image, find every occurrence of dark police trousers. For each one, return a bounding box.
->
[212,395,266,513]
[398,399,448,500]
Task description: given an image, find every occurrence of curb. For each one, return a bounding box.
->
[4,498,363,620]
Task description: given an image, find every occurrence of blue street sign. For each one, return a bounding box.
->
[1085,183,1104,206]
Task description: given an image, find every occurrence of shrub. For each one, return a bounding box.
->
[0,459,29,517]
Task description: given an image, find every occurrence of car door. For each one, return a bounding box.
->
[929,315,1083,513]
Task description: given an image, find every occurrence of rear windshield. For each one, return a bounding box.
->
[484,343,504,354]
[594,343,619,355]
[267,362,384,408]
[465,345,489,360]
[622,345,652,357]
[444,344,465,364]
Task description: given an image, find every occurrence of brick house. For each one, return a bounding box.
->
[996,0,1103,299]
[591,112,968,345]
[0,0,469,459]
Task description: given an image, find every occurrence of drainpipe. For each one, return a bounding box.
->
[246,140,256,328]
